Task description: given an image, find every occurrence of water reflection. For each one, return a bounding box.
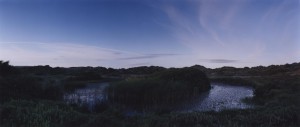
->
[181,83,254,112]
[63,82,108,109]
[63,82,254,112]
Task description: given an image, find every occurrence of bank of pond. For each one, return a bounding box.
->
[1,66,299,127]
[1,79,299,127]
[64,82,254,113]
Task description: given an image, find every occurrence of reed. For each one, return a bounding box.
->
[106,68,210,110]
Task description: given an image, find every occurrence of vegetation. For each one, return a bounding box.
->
[253,76,300,106]
[106,68,210,110]
[0,61,15,76]
[0,100,89,127]
[0,61,63,102]
[210,77,255,86]
[63,81,87,92]
[206,62,300,77]
[0,60,299,127]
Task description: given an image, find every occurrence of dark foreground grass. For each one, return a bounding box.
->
[1,99,299,127]
[0,100,89,127]
[1,77,299,127]
[1,76,299,127]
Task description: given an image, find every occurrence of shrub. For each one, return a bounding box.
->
[0,100,89,127]
[0,61,13,76]
[0,75,63,102]
[106,68,210,110]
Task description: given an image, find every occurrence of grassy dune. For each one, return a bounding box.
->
[0,61,299,127]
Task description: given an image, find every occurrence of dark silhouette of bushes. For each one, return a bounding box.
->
[19,65,67,75]
[0,100,89,127]
[0,61,14,76]
[208,62,300,77]
[0,61,63,102]
[69,71,102,81]
[155,68,210,91]
[0,76,63,102]
[253,77,300,106]
[107,68,210,110]
[210,77,255,86]
[1,60,299,127]
[124,66,166,75]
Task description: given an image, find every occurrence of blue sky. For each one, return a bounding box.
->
[0,0,299,68]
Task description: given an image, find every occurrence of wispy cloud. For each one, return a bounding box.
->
[158,0,299,67]
[128,62,151,67]
[0,42,181,67]
[118,53,179,60]
[199,59,239,63]
[162,0,245,47]
[0,42,133,67]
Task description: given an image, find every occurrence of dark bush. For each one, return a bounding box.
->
[0,75,63,102]
[106,68,210,110]
[0,100,89,127]
[0,61,15,76]
[155,67,210,90]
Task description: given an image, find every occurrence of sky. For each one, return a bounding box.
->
[0,0,299,68]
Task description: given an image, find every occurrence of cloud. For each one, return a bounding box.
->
[118,53,179,60]
[128,62,151,67]
[160,0,248,48]
[0,42,181,67]
[0,42,133,67]
[199,59,238,63]
[159,0,299,67]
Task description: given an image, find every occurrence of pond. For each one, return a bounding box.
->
[179,82,254,112]
[63,82,254,112]
[63,82,109,109]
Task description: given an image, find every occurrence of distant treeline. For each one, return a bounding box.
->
[17,65,166,76]
[202,63,300,77]
[14,62,300,77]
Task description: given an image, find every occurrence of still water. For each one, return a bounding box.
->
[180,83,254,112]
[63,82,109,109]
[64,82,254,112]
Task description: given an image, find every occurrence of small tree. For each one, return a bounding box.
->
[0,61,13,76]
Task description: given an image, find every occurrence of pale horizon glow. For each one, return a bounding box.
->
[0,0,299,68]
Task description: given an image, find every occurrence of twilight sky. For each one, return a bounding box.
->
[0,0,299,68]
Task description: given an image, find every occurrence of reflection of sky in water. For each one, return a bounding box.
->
[182,83,254,112]
[63,82,108,109]
[64,82,254,112]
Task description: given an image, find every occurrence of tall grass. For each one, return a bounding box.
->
[106,68,210,110]
[1,99,298,127]
[0,75,63,102]
[1,61,299,126]
[0,100,89,127]
[210,77,255,86]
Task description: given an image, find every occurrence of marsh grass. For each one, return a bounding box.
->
[107,79,196,109]
[1,99,298,127]
[106,68,210,111]
[210,77,255,86]
[63,81,87,92]
[1,61,299,127]
[0,75,63,102]
[0,100,89,127]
